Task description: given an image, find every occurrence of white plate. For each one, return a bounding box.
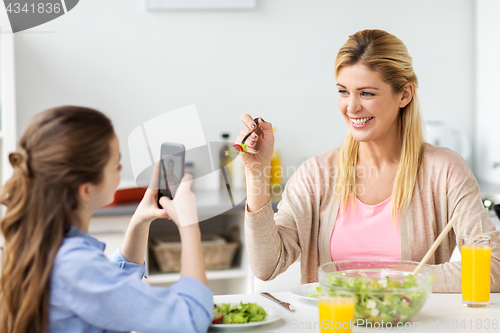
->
[290,282,320,303]
[210,304,282,330]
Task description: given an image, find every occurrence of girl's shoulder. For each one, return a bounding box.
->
[54,232,107,271]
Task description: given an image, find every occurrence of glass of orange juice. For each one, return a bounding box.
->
[461,234,491,307]
[317,291,355,332]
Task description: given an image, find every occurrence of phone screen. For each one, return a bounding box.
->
[158,143,185,205]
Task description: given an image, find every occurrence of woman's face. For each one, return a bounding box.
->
[167,159,174,172]
[92,134,122,209]
[337,64,409,144]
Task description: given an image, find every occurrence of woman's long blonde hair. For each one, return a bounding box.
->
[334,29,424,218]
[0,106,114,333]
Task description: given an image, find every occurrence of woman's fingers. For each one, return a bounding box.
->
[240,114,262,143]
[246,131,259,146]
[237,115,270,156]
[245,145,259,155]
[257,117,272,133]
[240,114,258,130]
[235,129,246,144]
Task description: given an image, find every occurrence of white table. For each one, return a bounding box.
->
[212,292,500,332]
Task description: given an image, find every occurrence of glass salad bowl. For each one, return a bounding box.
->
[318,260,435,326]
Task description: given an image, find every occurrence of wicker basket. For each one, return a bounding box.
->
[149,232,240,273]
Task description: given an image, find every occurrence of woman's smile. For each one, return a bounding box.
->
[350,116,374,127]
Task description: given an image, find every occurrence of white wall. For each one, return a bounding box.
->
[8,0,476,182]
[475,0,500,185]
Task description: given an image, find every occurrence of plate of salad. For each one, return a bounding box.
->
[290,283,320,303]
[210,302,282,330]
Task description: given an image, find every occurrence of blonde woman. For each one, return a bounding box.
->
[238,29,500,292]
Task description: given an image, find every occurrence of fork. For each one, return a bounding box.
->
[260,292,296,312]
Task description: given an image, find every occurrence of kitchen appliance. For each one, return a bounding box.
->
[425,121,471,164]
[494,204,500,220]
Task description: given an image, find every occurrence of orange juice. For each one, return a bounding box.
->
[461,244,491,303]
[318,298,355,332]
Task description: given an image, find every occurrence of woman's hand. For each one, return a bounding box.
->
[159,173,198,228]
[236,115,274,175]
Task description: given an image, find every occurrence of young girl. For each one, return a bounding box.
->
[0,106,213,332]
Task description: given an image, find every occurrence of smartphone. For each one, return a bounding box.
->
[158,142,185,208]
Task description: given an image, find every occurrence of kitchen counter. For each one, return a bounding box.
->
[94,189,281,217]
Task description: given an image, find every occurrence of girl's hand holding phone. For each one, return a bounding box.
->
[158,173,198,228]
[236,115,274,175]
[132,187,171,225]
[131,160,171,226]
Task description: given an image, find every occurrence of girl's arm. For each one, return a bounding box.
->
[120,159,206,285]
[177,225,207,285]
[159,174,207,285]
[120,158,170,265]
[120,188,168,265]
[119,158,180,267]
[121,196,207,285]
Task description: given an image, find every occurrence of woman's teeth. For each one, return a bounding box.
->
[351,117,373,125]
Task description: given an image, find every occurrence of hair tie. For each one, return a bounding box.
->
[9,152,24,167]
[9,148,31,177]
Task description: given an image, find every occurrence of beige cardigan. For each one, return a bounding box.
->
[245,144,500,293]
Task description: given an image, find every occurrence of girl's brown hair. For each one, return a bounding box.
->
[0,106,114,332]
[334,29,424,219]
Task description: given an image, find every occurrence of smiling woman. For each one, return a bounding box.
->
[240,29,500,294]
[334,30,421,217]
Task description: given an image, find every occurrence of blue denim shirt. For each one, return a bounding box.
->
[48,226,213,333]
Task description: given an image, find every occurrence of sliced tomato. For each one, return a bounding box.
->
[232,144,244,152]
[212,310,223,324]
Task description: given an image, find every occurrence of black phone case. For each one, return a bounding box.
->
[157,143,185,208]
[157,158,173,208]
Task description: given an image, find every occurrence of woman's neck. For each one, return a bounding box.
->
[358,134,402,167]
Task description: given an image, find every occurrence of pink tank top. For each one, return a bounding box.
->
[330,196,401,261]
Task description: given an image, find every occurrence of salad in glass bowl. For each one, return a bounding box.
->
[317,260,434,325]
